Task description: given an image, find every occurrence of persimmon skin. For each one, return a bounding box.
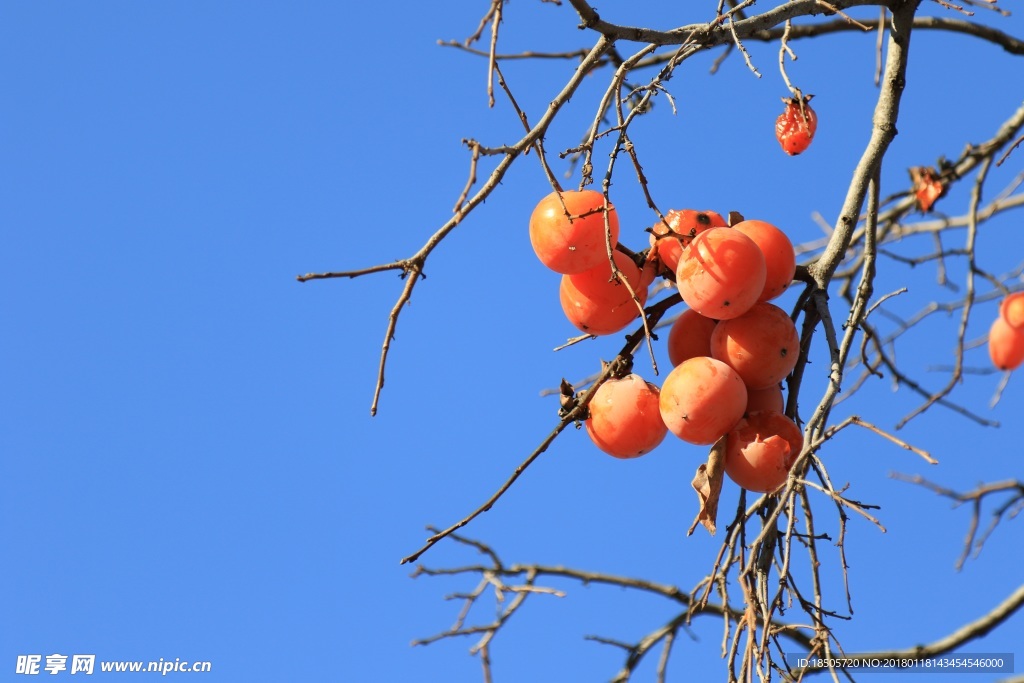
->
[529,190,620,274]
[1000,292,1024,330]
[676,228,766,321]
[710,302,801,389]
[725,410,804,493]
[732,220,796,302]
[666,309,718,367]
[640,249,661,289]
[659,356,747,446]
[585,375,667,458]
[649,209,728,273]
[746,384,785,415]
[988,315,1024,371]
[560,251,647,335]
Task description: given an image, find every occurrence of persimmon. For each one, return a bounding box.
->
[724,410,803,493]
[746,384,785,415]
[910,166,947,213]
[775,95,817,156]
[710,302,801,389]
[529,190,620,274]
[560,251,647,335]
[988,315,1024,371]
[585,374,667,458]
[640,248,661,289]
[666,309,717,367]
[732,219,796,302]
[676,228,766,320]
[648,209,728,273]
[659,356,747,446]
[999,292,1024,330]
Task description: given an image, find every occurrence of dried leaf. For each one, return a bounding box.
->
[687,436,727,536]
[558,378,576,418]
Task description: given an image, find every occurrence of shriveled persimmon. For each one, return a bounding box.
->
[910,166,947,213]
[659,356,747,446]
[676,228,766,321]
[529,190,620,274]
[560,251,647,335]
[710,302,801,389]
[649,209,728,273]
[988,315,1024,371]
[775,95,817,156]
[666,309,717,367]
[585,374,667,458]
[724,410,803,493]
[732,219,796,302]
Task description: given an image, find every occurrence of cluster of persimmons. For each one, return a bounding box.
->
[530,189,803,494]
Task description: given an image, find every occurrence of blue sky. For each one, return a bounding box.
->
[2,2,1023,682]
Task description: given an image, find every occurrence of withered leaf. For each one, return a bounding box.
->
[687,436,727,536]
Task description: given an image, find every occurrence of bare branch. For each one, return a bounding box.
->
[400,294,681,564]
[301,35,616,415]
[891,474,1024,569]
[796,582,1024,676]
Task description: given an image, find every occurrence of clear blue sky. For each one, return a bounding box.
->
[2,3,1023,682]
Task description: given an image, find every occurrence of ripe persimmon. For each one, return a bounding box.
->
[659,356,747,445]
[666,309,717,367]
[732,220,796,302]
[999,292,1024,330]
[585,374,667,458]
[530,190,620,274]
[746,384,785,415]
[724,410,803,493]
[710,302,801,389]
[988,315,1024,371]
[649,209,728,273]
[676,228,766,321]
[560,251,647,335]
[640,248,661,290]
